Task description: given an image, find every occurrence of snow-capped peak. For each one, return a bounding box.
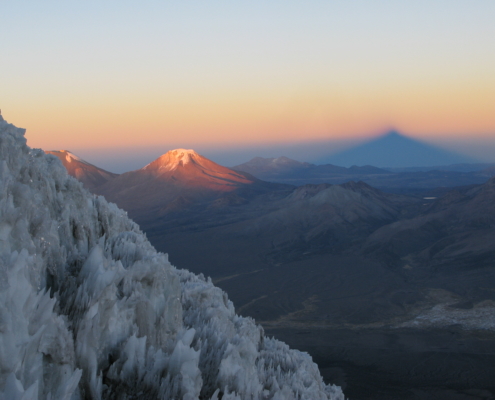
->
[143,148,202,171]
[165,148,197,166]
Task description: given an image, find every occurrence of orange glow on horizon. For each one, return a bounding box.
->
[15,79,494,153]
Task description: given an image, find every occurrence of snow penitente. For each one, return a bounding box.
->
[0,114,344,399]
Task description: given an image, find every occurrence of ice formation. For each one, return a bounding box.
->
[0,115,344,400]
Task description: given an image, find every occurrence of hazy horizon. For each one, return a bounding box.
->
[39,131,495,174]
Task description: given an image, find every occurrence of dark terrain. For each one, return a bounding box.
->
[267,327,495,400]
[58,150,495,399]
[141,178,495,400]
[147,237,495,400]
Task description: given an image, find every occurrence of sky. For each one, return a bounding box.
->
[2,1,495,171]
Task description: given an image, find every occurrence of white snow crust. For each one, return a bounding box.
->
[163,149,195,170]
[0,115,344,400]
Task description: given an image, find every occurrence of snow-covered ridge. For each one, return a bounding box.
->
[0,115,343,399]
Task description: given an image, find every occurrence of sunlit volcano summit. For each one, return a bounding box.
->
[142,148,254,189]
[144,148,199,171]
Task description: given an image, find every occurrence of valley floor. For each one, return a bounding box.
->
[266,326,495,400]
[148,231,495,400]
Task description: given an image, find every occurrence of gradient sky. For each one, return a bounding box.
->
[2,1,495,171]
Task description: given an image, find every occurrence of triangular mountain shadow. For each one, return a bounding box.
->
[319,130,477,168]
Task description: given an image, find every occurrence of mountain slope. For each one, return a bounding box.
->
[363,175,495,270]
[144,180,422,318]
[45,149,118,191]
[0,116,343,399]
[321,130,476,168]
[228,181,418,260]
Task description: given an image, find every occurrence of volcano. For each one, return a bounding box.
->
[97,149,268,220]
[141,148,254,190]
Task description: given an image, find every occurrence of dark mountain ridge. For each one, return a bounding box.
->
[233,156,395,188]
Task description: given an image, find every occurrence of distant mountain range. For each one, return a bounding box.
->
[232,157,387,181]
[233,157,385,175]
[233,155,494,192]
[319,130,477,168]
[50,145,495,209]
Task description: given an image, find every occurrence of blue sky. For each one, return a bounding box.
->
[2,1,494,171]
